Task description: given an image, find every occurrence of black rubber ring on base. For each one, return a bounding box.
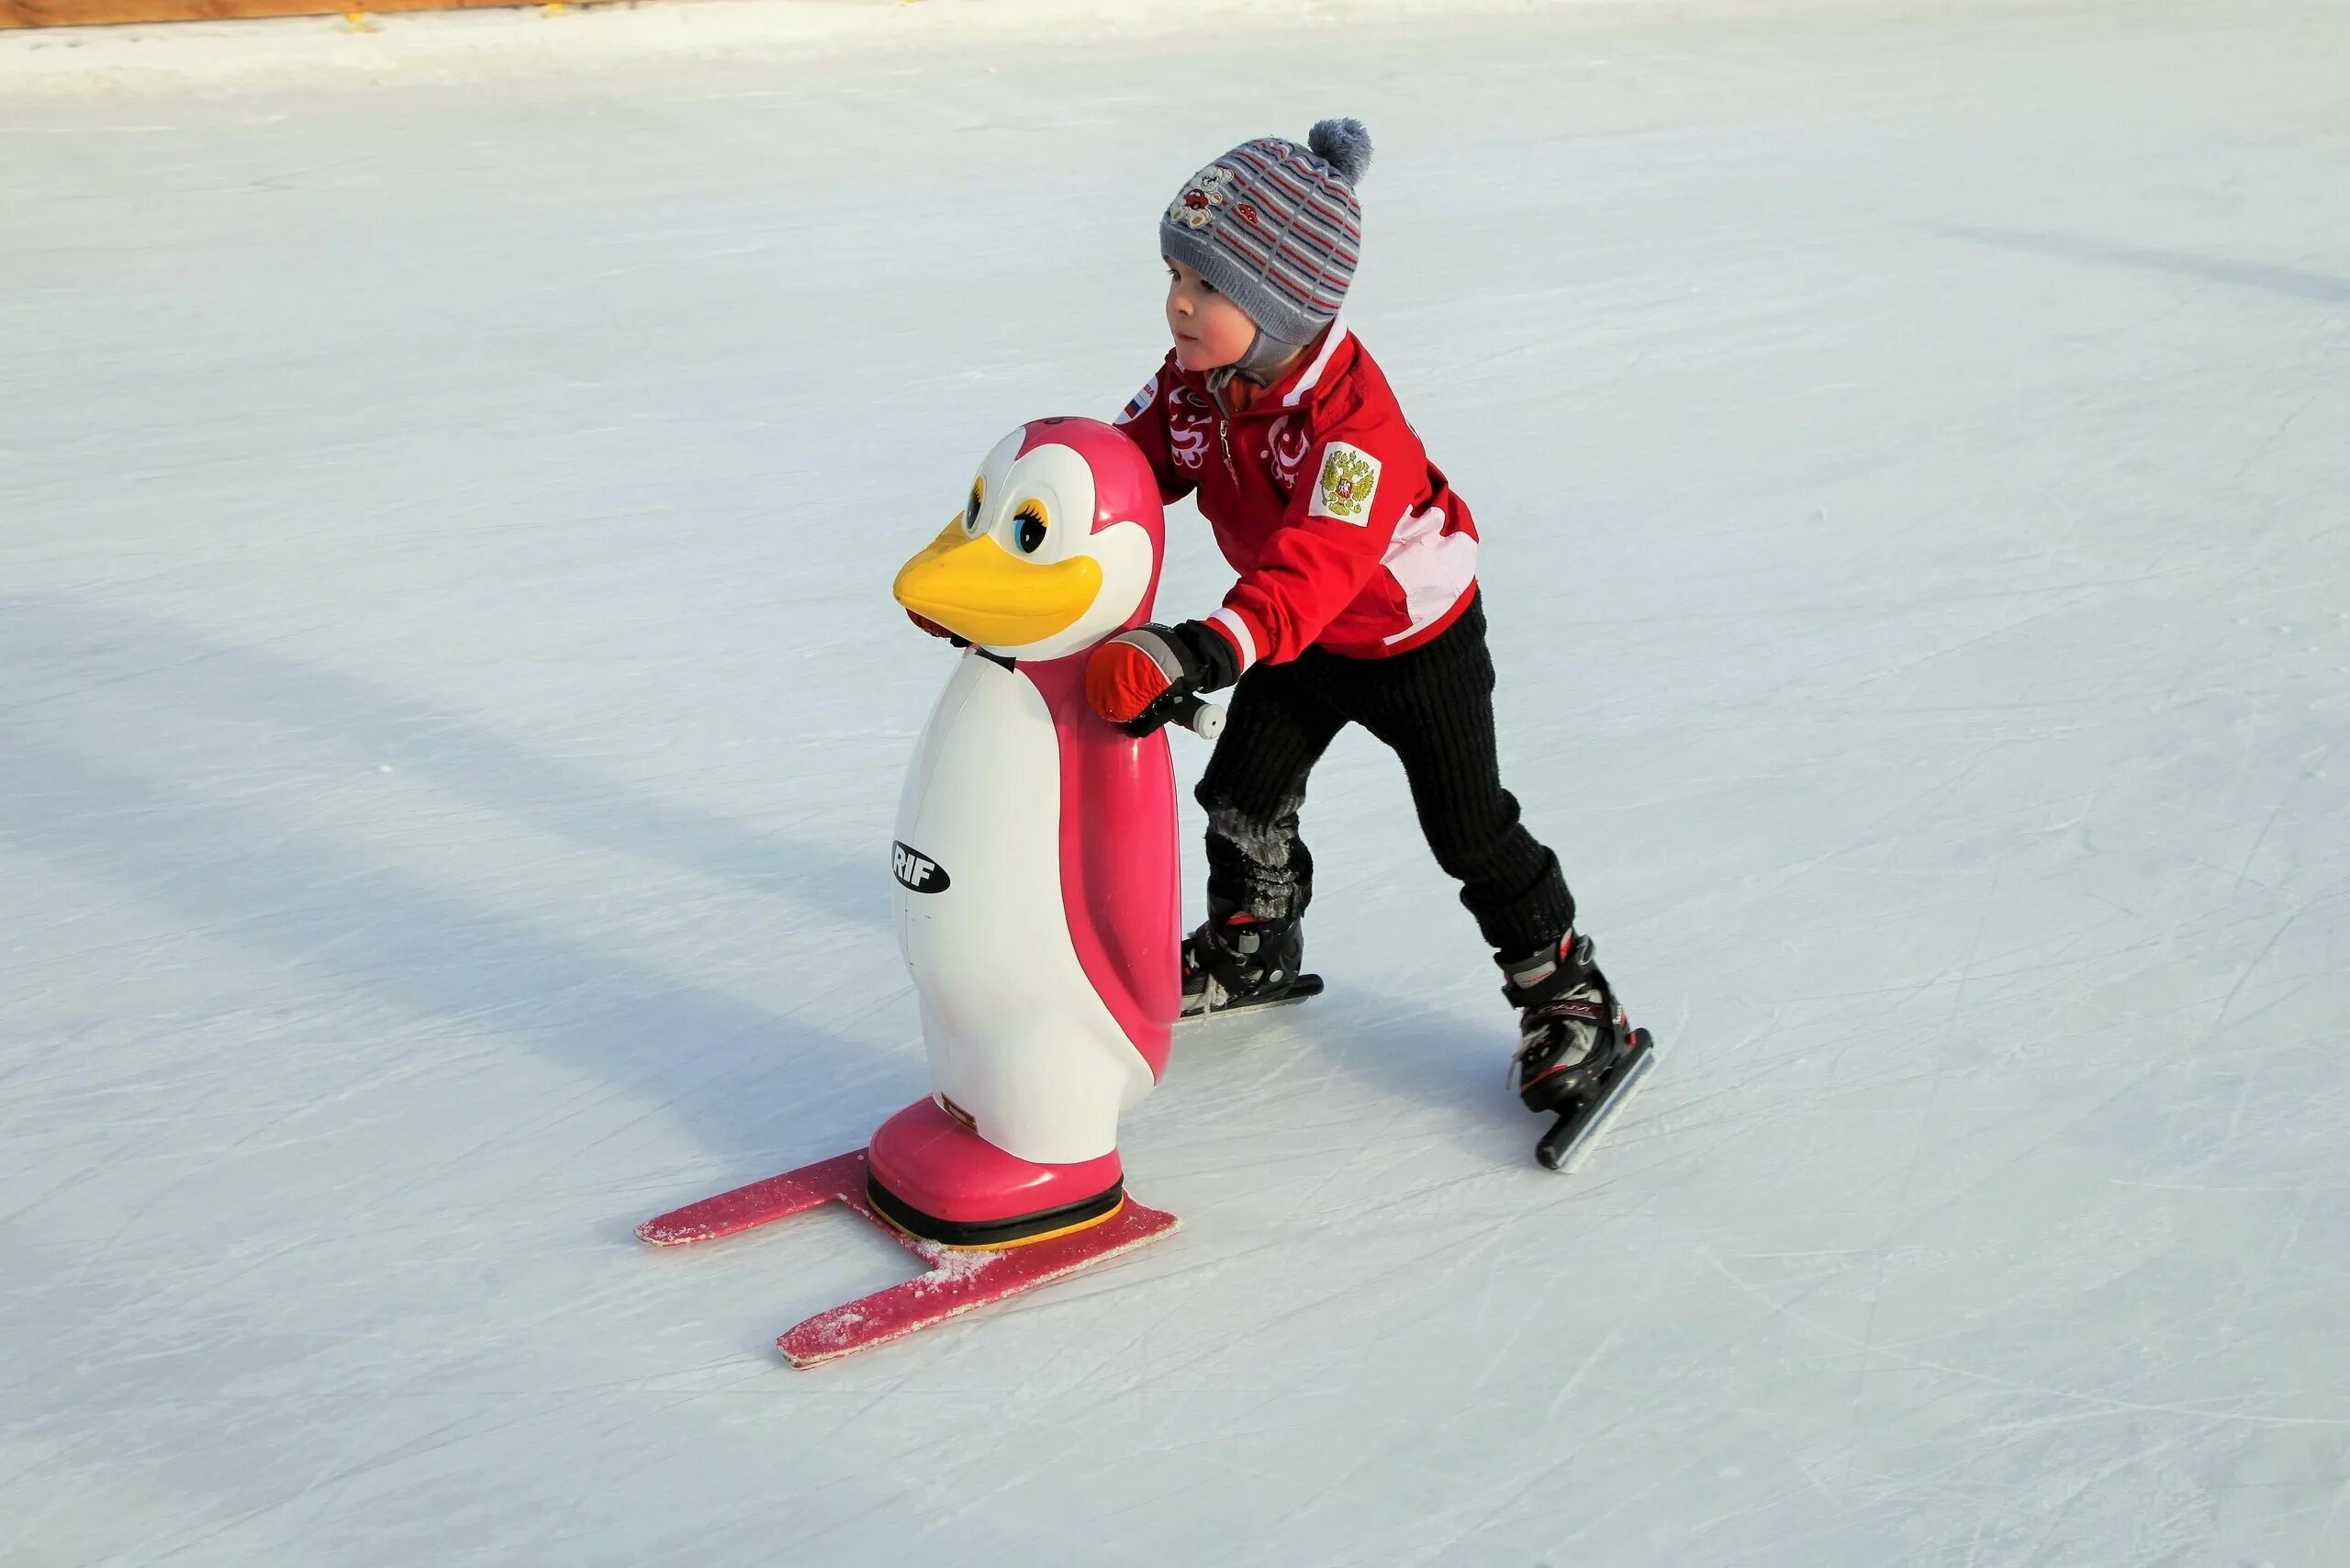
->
[865,1173,1125,1249]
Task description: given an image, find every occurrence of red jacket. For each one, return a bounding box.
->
[1114,319,1480,667]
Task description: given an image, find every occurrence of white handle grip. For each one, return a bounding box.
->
[1172,693,1225,741]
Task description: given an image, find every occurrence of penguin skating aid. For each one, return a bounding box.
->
[639,419,1205,1366]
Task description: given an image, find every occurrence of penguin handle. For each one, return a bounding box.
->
[1171,692,1225,742]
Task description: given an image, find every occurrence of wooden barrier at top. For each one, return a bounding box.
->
[2,0,565,26]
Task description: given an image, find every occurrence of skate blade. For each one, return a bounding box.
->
[1177,971,1324,1025]
[1535,1031,1657,1174]
[638,1150,1180,1368]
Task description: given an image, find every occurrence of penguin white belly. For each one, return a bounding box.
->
[892,655,1153,1165]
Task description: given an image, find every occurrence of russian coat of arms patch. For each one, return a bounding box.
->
[1310,442,1382,524]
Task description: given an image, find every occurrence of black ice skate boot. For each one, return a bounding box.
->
[1499,932,1656,1170]
[1180,908,1317,1019]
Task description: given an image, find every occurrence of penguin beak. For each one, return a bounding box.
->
[893,521,1102,648]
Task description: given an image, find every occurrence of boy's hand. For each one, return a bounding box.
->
[1085,621,1240,735]
[907,609,968,648]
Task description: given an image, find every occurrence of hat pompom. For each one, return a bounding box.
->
[1306,118,1372,186]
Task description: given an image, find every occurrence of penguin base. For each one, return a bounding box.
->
[864,1097,1127,1249]
[637,1148,1179,1367]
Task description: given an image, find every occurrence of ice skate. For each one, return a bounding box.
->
[1180,908,1322,1019]
[1501,932,1656,1171]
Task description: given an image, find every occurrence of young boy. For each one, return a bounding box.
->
[1079,119,1641,1133]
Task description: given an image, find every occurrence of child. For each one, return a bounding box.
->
[1080,118,1640,1129]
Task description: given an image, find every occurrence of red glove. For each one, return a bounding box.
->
[1084,621,1242,735]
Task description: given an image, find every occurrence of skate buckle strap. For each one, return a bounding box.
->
[1507,955,1560,990]
[1515,993,1626,1085]
[1518,992,1606,1039]
[1501,930,1583,1005]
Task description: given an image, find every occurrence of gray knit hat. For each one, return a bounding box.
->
[1161,118,1372,351]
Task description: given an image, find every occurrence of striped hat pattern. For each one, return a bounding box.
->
[1160,118,1372,350]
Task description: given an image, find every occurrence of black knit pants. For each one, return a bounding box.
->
[1195,594,1573,960]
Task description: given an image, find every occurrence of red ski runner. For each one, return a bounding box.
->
[638,1151,1180,1369]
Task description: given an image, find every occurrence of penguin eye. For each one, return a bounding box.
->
[1012,500,1048,556]
[964,479,984,535]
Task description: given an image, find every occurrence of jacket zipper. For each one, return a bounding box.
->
[1207,375,1246,487]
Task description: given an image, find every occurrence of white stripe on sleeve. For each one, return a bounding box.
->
[1207,608,1260,672]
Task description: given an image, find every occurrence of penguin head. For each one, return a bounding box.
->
[893,417,1166,662]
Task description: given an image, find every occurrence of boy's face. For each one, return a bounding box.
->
[1164,258,1259,373]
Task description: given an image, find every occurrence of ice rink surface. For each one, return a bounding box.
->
[5,1,2347,1562]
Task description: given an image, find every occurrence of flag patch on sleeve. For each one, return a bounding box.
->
[1116,374,1160,426]
[1309,442,1382,524]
